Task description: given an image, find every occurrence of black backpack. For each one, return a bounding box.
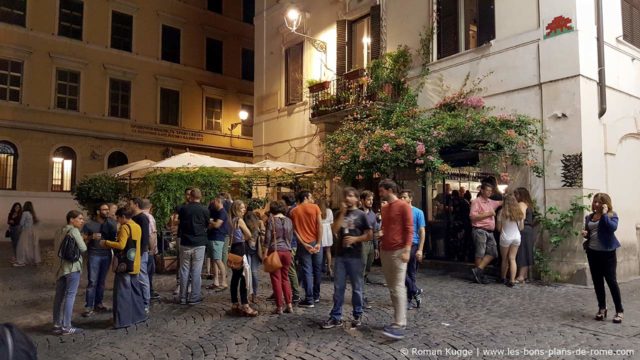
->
[0,323,37,360]
[58,230,81,262]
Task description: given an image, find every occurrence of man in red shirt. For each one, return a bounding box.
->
[290,190,323,308]
[378,179,413,340]
[469,183,502,284]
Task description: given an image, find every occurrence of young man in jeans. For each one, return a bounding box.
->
[360,190,378,309]
[378,179,413,340]
[130,198,151,313]
[81,203,117,317]
[399,190,426,309]
[290,190,323,308]
[470,183,502,284]
[177,188,210,305]
[322,187,372,329]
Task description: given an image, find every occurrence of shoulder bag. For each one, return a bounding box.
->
[113,224,137,273]
[263,216,283,273]
[226,219,244,270]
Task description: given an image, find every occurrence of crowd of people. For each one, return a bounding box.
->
[5,177,624,338]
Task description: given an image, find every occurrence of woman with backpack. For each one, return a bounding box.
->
[52,210,87,335]
[13,202,40,267]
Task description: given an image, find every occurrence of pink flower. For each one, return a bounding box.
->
[427,155,435,161]
[525,159,537,167]
[334,147,343,154]
[505,129,517,138]
[355,175,364,180]
[415,142,426,157]
[463,96,485,108]
[339,155,349,161]
[498,114,516,121]
[415,159,425,165]
[382,143,392,153]
[373,172,381,178]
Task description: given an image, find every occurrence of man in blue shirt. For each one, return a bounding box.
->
[399,190,426,309]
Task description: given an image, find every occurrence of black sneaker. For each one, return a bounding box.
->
[188,298,203,305]
[292,295,301,303]
[314,298,320,303]
[151,292,160,300]
[351,316,362,328]
[414,289,423,308]
[321,318,343,329]
[471,267,483,284]
[298,300,315,308]
[382,324,406,340]
[480,275,491,284]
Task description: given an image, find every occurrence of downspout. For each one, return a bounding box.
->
[596,0,607,118]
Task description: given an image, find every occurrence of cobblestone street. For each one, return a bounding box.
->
[1,240,639,360]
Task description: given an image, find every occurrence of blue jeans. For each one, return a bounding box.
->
[405,244,419,298]
[147,252,156,293]
[85,253,112,309]
[139,252,150,307]
[330,256,364,320]
[53,271,81,328]
[248,253,260,295]
[179,245,205,302]
[297,242,323,302]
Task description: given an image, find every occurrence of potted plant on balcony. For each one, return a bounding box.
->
[307,79,331,94]
[343,68,366,81]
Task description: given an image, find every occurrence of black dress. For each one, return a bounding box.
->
[516,207,535,267]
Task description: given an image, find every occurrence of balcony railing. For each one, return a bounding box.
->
[308,68,367,119]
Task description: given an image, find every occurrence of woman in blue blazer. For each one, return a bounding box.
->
[582,193,623,323]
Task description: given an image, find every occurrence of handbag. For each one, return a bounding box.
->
[263,216,283,273]
[113,224,137,273]
[4,229,10,238]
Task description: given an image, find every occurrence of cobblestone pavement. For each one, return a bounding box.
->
[1,240,639,360]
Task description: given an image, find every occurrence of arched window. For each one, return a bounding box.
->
[107,151,128,169]
[51,146,76,192]
[0,141,18,190]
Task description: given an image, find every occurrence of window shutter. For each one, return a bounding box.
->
[285,42,303,105]
[437,0,459,59]
[477,0,495,46]
[622,0,640,48]
[336,20,348,75]
[370,5,382,60]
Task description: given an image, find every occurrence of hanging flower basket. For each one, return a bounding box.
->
[308,81,331,93]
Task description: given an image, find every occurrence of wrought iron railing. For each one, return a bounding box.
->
[308,68,367,118]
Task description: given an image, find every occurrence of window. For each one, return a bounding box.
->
[0,0,26,26]
[161,25,181,64]
[349,16,371,70]
[204,97,222,132]
[241,104,253,138]
[285,42,303,105]
[0,141,17,190]
[436,0,495,59]
[622,0,640,48]
[206,38,223,73]
[109,78,131,119]
[159,88,179,126]
[207,0,222,14]
[51,146,76,192]
[242,0,254,24]
[58,0,84,40]
[55,69,80,111]
[111,11,133,52]
[241,48,254,81]
[0,58,22,103]
[107,151,128,168]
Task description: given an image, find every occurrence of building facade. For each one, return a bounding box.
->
[0,0,255,236]
[254,0,640,283]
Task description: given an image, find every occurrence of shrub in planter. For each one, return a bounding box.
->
[73,174,128,214]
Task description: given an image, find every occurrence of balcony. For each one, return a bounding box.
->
[308,68,367,122]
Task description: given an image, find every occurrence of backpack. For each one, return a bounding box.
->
[1,323,37,360]
[57,230,81,262]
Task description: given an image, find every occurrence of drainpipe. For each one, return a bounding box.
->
[596,0,607,118]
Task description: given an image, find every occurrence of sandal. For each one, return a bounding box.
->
[206,284,219,290]
[595,308,607,321]
[284,304,294,313]
[242,304,258,317]
[272,307,283,315]
[231,303,242,315]
[613,313,623,324]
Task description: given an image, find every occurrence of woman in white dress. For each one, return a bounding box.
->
[319,200,334,279]
[14,201,41,266]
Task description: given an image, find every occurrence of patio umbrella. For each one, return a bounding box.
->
[152,152,255,170]
[252,159,317,174]
[93,159,156,177]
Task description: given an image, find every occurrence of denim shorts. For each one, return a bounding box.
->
[473,228,498,258]
[212,241,225,260]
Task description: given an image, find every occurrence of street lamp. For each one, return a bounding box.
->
[229,110,249,133]
[284,6,327,54]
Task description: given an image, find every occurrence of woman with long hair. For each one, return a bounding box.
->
[244,210,264,303]
[7,202,22,264]
[264,201,295,314]
[14,201,40,267]
[514,187,535,283]
[497,193,524,287]
[582,193,623,323]
[319,199,334,279]
[228,200,258,316]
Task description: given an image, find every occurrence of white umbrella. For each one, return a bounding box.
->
[93,159,156,177]
[252,159,317,174]
[152,152,255,170]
